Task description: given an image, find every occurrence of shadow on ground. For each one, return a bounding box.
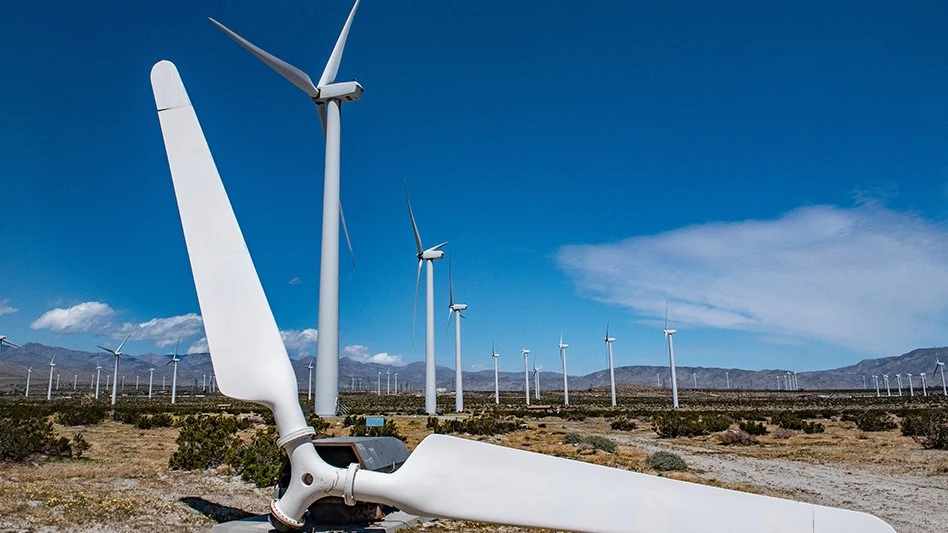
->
[180,496,256,523]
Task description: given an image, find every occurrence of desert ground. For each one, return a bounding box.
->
[0,387,945,532]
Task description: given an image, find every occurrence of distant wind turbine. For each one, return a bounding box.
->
[406,186,446,414]
[559,334,569,406]
[895,374,903,396]
[306,357,315,401]
[210,0,363,416]
[446,258,467,412]
[604,324,617,408]
[920,372,928,396]
[46,356,56,401]
[521,344,531,407]
[934,359,947,396]
[906,373,914,397]
[25,366,33,397]
[872,375,879,397]
[98,333,132,406]
[492,343,500,405]
[0,336,21,350]
[166,340,184,404]
[664,304,680,409]
[883,375,891,397]
[533,357,540,401]
[726,371,730,390]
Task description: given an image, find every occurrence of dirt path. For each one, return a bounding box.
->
[612,432,947,533]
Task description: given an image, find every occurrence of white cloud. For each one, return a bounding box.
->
[281,328,318,353]
[116,313,204,347]
[343,344,404,366]
[31,301,114,334]
[187,337,209,354]
[0,300,17,316]
[289,277,302,285]
[556,204,948,355]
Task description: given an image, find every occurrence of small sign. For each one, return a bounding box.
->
[365,416,384,427]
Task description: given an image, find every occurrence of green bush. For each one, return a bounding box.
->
[771,412,804,430]
[71,432,91,458]
[0,415,75,461]
[583,435,618,453]
[610,417,637,431]
[55,404,109,426]
[652,412,731,438]
[306,414,331,437]
[233,427,285,487]
[168,415,242,470]
[649,451,687,471]
[854,411,897,432]
[428,415,520,436]
[802,421,825,434]
[902,411,948,449]
[738,421,768,435]
[562,432,584,445]
[136,413,174,429]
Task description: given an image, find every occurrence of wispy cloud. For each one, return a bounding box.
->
[0,300,17,316]
[281,328,318,354]
[116,313,204,347]
[31,301,114,334]
[556,204,948,354]
[187,337,208,354]
[288,276,302,285]
[343,344,403,366]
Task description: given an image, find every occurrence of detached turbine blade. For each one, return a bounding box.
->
[209,18,320,99]
[318,0,361,87]
[352,434,894,533]
[151,60,302,430]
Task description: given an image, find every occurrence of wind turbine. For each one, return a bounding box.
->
[492,343,501,405]
[386,369,391,395]
[94,359,103,400]
[25,366,33,397]
[693,372,698,389]
[446,258,466,413]
[934,358,947,396]
[906,373,914,397]
[46,356,56,401]
[895,374,903,396]
[394,372,398,394]
[211,1,361,417]
[0,336,21,350]
[165,340,185,404]
[148,354,156,399]
[604,324,617,408]
[872,375,879,397]
[406,186,446,414]
[521,345,531,406]
[726,371,730,389]
[559,334,569,406]
[883,374,891,397]
[534,356,541,400]
[664,305,680,409]
[377,371,381,396]
[152,59,896,533]
[306,357,315,401]
[98,333,132,405]
[920,372,928,396]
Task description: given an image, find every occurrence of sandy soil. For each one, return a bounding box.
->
[1,416,944,532]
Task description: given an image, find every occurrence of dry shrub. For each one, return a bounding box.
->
[773,427,795,439]
[649,451,687,471]
[717,429,758,446]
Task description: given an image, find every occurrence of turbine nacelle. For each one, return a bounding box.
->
[419,244,447,261]
[664,329,677,335]
[314,81,364,104]
[450,303,468,312]
[605,337,616,343]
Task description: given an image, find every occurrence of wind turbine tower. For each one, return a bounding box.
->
[872,375,879,397]
[895,374,903,396]
[211,1,363,416]
[604,325,617,408]
[533,357,540,400]
[559,334,569,406]
[920,372,928,396]
[521,345,531,406]
[492,343,500,405]
[306,357,315,401]
[906,373,914,397]
[98,333,132,406]
[25,366,33,397]
[168,340,183,404]
[447,259,467,412]
[726,371,730,389]
[883,375,891,397]
[46,357,56,401]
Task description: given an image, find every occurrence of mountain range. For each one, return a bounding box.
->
[1,342,946,394]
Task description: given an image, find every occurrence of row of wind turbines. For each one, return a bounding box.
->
[870,358,948,397]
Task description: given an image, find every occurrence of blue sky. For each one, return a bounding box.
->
[3,1,948,375]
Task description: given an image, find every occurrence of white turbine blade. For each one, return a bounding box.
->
[412,259,423,344]
[448,256,455,306]
[428,241,448,252]
[317,0,361,87]
[7,341,21,349]
[339,201,355,266]
[445,309,455,333]
[354,435,894,533]
[209,18,320,99]
[405,186,423,254]
[151,61,301,424]
[96,345,117,355]
[115,333,132,354]
[316,103,328,136]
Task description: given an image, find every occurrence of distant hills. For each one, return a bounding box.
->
[1,342,946,394]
